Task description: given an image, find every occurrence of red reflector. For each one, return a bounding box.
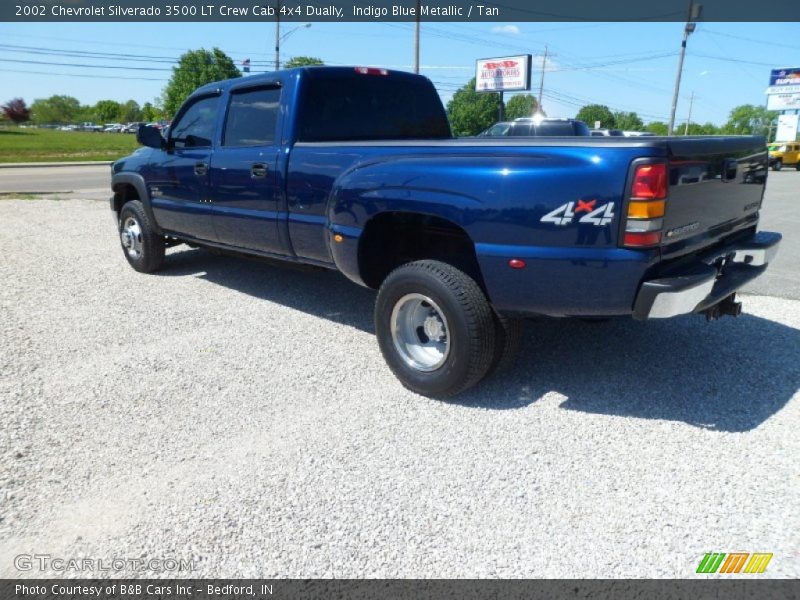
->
[631,163,667,199]
[508,258,526,269]
[623,231,662,247]
[355,66,388,76]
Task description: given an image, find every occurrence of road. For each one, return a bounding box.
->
[0,166,797,579]
[0,164,110,199]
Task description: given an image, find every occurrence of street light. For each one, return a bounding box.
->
[275,21,311,71]
[668,1,702,135]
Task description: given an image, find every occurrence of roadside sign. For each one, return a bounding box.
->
[767,93,800,111]
[475,55,532,92]
[776,114,799,142]
[769,67,800,88]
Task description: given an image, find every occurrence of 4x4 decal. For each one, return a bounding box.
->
[540,200,615,227]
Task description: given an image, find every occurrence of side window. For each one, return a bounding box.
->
[223,87,281,147]
[170,96,219,149]
[509,123,531,137]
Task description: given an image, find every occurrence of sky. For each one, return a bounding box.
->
[0,20,796,125]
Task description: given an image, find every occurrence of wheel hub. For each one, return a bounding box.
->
[390,293,451,372]
[120,216,143,259]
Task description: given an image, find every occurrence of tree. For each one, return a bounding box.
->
[684,122,720,136]
[163,48,240,117]
[119,100,142,122]
[576,104,616,129]
[446,78,501,136]
[504,94,538,120]
[30,95,81,124]
[2,98,31,124]
[645,121,669,135]
[722,104,777,137]
[141,102,163,122]
[94,100,122,123]
[284,56,324,68]
[613,111,643,131]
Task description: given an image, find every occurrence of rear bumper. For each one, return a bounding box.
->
[632,231,781,320]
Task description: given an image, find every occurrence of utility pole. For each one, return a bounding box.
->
[668,0,702,135]
[537,45,548,114]
[684,91,694,135]
[274,0,280,71]
[413,0,420,74]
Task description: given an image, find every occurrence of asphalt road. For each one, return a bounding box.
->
[0,165,110,198]
[0,167,797,579]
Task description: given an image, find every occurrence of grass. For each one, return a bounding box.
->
[0,127,140,163]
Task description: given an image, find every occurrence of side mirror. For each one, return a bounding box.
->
[136,124,165,149]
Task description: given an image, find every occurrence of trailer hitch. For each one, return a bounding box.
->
[704,294,742,321]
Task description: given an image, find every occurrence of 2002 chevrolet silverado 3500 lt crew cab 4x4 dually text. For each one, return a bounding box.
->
[111,66,782,397]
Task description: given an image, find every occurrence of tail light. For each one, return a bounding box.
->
[355,67,388,76]
[622,161,668,248]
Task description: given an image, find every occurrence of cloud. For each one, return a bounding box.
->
[490,25,521,35]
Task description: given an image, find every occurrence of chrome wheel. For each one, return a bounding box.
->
[390,293,451,372]
[120,216,143,259]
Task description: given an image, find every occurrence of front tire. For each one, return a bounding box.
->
[772,160,782,171]
[118,200,165,273]
[375,260,496,397]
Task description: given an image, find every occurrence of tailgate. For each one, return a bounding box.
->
[660,136,767,260]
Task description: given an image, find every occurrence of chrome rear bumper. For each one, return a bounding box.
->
[633,231,781,320]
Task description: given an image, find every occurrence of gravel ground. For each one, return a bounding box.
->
[0,197,798,579]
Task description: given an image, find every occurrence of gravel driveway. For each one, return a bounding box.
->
[0,197,798,578]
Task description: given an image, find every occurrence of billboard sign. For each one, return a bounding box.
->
[475,55,532,92]
[767,92,800,111]
[776,114,799,142]
[769,67,800,87]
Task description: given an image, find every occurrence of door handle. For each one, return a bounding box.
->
[194,162,208,176]
[251,163,268,178]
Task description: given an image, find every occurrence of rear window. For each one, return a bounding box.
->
[297,73,451,141]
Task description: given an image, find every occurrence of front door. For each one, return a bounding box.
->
[209,85,284,254]
[149,94,219,241]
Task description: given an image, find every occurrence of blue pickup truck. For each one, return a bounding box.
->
[111,66,781,397]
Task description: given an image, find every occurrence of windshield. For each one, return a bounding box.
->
[768,144,786,152]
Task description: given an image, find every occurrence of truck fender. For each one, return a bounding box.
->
[111,172,163,235]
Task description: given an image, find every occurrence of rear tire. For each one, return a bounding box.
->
[375,260,495,398]
[486,312,523,377]
[795,162,800,171]
[118,200,165,273]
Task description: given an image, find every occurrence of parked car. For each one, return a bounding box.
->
[591,128,625,137]
[622,131,655,137]
[79,122,103,132]
[479,118,590,137]
[768,141,800,170]
[104,124,123,133]
[122,122,145,133]
[111,66,781,397]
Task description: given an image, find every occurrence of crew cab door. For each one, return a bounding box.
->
[149,94,219,241]
[209,84,284,254]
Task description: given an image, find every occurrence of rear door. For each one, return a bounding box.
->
[149,94,219,241]
[209,84,284,254]
[659,136,767,259]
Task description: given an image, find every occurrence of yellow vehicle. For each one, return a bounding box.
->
[768,142,800,170]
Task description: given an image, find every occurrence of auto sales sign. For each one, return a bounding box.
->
[475,55,532,92]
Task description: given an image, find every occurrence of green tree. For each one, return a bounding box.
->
[613,111,644,131]
[684,122,720,135]
[30,95,81,124]
[645,121,669,135]
[94,100,122,123]
[283,56,324,68]
[119,100,142,122]
[141,102,162,122]
[2,98,31,124]
[504,94,538,120]
[576,104,616,129]
[163,48,240,117]
[446,78,501,136]
[722,104,777,137]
